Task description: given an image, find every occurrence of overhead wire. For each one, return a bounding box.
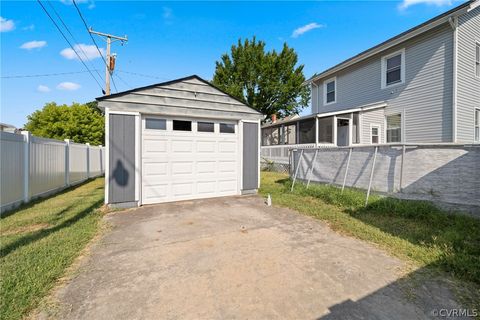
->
[46,0,105,85]
[1,70,93,79]
[113,73,132,90]
[116,70,170,80]
[72,0,118,93]
[36,0,104,91]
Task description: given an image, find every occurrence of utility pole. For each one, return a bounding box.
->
[89,28,127,95]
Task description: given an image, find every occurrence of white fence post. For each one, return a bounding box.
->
[99,145,104,174]
[86,143,90,179]
[21,131,31,203]
[64,139,70,187]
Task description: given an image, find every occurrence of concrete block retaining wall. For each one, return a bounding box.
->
[291,145,480,215]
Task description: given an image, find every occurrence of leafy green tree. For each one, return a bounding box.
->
[24,102,104,145]
[212,37,310,120]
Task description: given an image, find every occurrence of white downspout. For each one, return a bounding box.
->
[450,16,458,143]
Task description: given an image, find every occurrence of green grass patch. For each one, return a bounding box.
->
[0,178,105,320]
[260,172,480,287]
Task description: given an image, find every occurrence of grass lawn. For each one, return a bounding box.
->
[260,171,480,306]
[0,178,105,320]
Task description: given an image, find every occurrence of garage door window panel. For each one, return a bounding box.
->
[173,120,192,131]
[198,121,215,133]
[145,118,166,130]
[220,123,235,133]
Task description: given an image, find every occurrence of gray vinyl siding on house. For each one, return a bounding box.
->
[99,77,261,121]
[361,108,386,144]
[311,84,319,114]
[314,24,454,143]
[457,6,480,142]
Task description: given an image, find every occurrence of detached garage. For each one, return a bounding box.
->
[97,75,263,207]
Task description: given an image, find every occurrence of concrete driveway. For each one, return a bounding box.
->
[51,196,462,319]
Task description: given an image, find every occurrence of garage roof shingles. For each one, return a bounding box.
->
[97,75,263,120]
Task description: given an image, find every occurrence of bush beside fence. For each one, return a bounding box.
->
[0,131,105,213]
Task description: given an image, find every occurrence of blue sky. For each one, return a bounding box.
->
[1,0,462,127]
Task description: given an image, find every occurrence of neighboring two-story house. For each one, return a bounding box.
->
[262,0,480,148]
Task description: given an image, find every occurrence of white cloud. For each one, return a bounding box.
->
[22,24,35,31]
[37,85,51,93]
[291,22,324,38]
[0,17,15,32]
[57,82,81,91]
[20,40,47,50]
[60,44,105,61]
[399,0,453,10]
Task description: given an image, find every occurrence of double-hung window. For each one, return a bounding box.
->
[382,49,405,88]
[323,77,336,105]
[475,42,480,78]
[371,125,380,144]
[386,114,402,143]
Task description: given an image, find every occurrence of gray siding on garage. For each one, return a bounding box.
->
[313,23,454,143]
[457,6,480,142]
[99,77,262,121]
[242,122,259,191]
[109,114,136,204]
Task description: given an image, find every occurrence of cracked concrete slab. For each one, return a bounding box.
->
[47,195,464,319]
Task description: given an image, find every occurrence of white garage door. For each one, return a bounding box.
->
[141,116,240,204]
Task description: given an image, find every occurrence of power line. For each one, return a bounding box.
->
[36,0,104,91]
[72,0,108,69]
[1,70,93,79]
[113,73,131,89]
[46,0,104,85]
[117,70,169,80]
[72,0,118,93]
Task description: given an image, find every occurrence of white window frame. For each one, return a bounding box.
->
[370,124,381,145]
[381,48,406,89]
[385,112,403,144]
[323,76,337,106]
[475,41,480,79]
[475,107,480,143]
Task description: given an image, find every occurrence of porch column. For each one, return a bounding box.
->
[315,116,319,146]
[333,115,337,146]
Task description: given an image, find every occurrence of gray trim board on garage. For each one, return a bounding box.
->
[109,114,136,204]
[242,122,259,191]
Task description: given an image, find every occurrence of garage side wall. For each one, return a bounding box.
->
[109,114,136,205]
[242,122,259,192]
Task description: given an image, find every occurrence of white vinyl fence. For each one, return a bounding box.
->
[0,131,105,213]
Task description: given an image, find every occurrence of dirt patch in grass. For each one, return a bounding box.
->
[2,223,51,236]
